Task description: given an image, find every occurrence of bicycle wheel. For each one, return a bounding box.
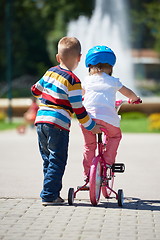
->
[118,189,124,207]
[68,188,74,205]
[89,156,102,206]
[102,168,114,198]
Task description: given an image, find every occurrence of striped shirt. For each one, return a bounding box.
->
[31,65,95,131]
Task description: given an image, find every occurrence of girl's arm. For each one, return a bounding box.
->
[118,86,139,103]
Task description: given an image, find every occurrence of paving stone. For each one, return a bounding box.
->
[0,130,160,240]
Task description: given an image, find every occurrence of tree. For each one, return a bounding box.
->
[129,0,160,51]
[37,0,94,62]
[1,0,160,97]
[0,0,93,87]
[144,1,160,51]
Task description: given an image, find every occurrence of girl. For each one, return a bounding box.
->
[81,45,141,179]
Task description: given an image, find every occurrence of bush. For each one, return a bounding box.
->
[0,110,7,122]
[121,111,147,120]
[148,113,160,131]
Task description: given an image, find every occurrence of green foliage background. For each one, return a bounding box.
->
[0,0,160,97]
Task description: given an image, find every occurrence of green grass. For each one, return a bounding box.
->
[120,118,160,133]
[0,122,21,131]
[0,118,160,133]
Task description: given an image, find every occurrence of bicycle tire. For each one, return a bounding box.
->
[118,189,124,207]
[89,156,102,206]
[68,188,74,205]
[102,168,114,198]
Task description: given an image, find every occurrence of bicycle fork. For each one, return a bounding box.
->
[101,162,119,199]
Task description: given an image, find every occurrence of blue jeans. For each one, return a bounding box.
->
[36,123,69,202]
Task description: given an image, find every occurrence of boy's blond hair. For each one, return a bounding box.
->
[58,37,81,60]
[89,63,112,75]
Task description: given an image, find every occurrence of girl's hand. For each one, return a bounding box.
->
[128,97,142,104]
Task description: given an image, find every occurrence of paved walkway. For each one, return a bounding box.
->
[0,120,160,240]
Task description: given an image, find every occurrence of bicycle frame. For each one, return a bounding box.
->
[97,130,118,199]
[68,98,142,206]
[73,179,89,198]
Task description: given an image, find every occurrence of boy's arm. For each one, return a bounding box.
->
[81,88,102,133]
[31,78,44,98]
[68,81,101,133]
[118,86,139,102]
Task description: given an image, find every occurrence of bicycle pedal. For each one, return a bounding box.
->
[77,185,90,191]
[112,163,125,173]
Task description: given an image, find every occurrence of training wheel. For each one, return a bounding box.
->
[117,189,124,207]
[68,188,74,205]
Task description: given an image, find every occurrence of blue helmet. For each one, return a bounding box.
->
[85,45,116,67]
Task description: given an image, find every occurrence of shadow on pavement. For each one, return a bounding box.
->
[67,198,160,211]
[103,197,160,211]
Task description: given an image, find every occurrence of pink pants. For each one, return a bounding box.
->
[80,119,122,177]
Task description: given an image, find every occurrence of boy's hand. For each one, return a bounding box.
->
[91,124,103,134]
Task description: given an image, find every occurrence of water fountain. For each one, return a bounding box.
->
[67,0,135,98]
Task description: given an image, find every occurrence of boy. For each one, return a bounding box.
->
[31,37,102,206]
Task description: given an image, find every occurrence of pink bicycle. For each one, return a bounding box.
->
[89,127,125,206]
[68,98,142,206]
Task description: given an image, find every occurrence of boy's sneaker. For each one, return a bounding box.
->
[42,197,65,206]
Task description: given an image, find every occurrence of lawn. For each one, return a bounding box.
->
[0,122,21,131]
[120,118,149,133]
[0,118,160,133]
[121,120,160,133]
[120,113,160,133]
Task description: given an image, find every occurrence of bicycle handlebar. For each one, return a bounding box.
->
[100,98,142,135]
[115,98,142,109]
[99,98,142,137]
[100,127,108,135]
[128,98,142,104]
